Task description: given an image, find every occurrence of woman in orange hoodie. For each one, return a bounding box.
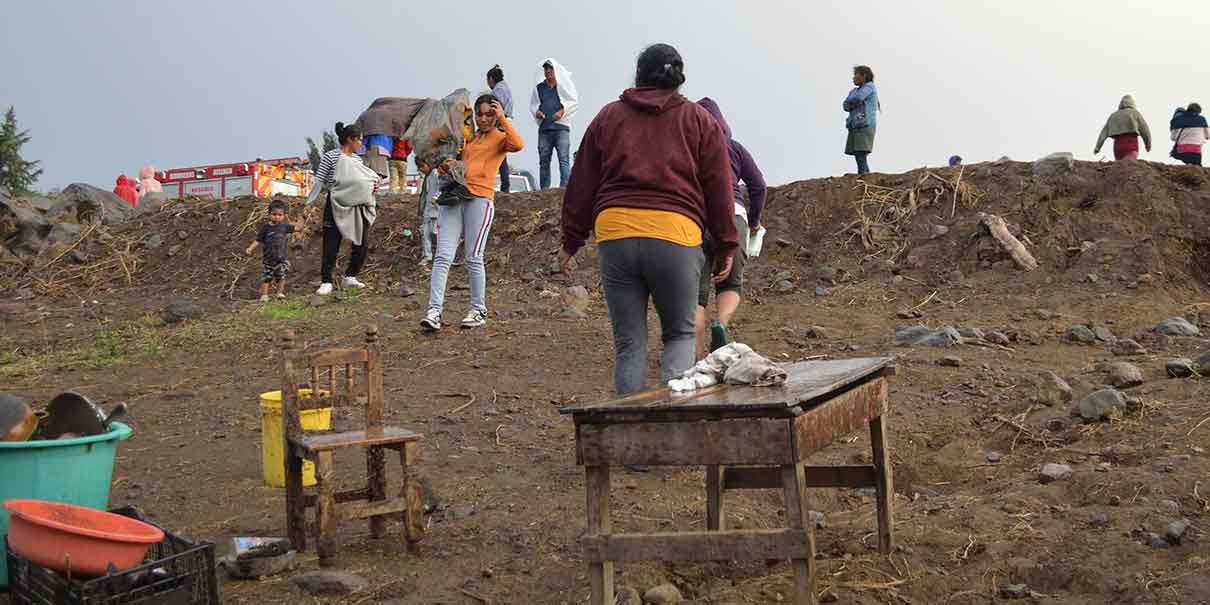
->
[113,175,138,208]
[420,95,523,331]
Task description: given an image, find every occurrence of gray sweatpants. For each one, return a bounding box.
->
[598,238,704,394]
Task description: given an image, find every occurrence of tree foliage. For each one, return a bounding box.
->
[0,107,42,194]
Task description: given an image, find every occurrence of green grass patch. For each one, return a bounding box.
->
[256,298,312,320]
[143,335,164,356]
[81,329,124,369]
[0,350,17,365]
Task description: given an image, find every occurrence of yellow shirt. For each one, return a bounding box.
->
[594,207,702,247]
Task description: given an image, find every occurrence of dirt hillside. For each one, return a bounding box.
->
[1,159,1208,604]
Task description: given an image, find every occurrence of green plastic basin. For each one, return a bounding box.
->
[0,421,131,587]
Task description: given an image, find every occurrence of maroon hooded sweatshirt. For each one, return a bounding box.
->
[561,87,738,258]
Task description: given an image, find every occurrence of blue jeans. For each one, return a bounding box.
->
[427,197,494,314]
[538,128,571,189]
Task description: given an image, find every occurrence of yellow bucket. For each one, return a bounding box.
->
[259,390,332,487]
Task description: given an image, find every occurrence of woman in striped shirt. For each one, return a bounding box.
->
[305,122,376,295]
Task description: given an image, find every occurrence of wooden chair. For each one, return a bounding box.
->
[279,325,424,566]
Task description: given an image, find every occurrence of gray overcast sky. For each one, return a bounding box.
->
[4,1,1208,191]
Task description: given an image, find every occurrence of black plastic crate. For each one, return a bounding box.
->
[5,506,218,605]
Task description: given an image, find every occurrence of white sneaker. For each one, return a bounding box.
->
[420,308,442,331]
[460,309,487,329]
[316,283,334,295]
[343,276,367,289]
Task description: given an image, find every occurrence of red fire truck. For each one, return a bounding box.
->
[156,157,312,199]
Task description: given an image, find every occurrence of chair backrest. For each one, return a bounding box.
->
[279,325,383,441]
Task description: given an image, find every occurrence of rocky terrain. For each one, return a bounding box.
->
[1,157,1208,604]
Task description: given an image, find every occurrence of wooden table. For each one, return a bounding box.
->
[559,357,896,605]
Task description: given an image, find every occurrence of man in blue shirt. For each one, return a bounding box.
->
[487,65,514,192]
[529,59,578,189]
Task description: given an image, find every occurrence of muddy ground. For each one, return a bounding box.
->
[2,159,1208,604]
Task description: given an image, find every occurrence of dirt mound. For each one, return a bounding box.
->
[5,159,1208,304]
[3,159,1209,604]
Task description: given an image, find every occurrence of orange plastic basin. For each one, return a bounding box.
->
[3,499,164,577]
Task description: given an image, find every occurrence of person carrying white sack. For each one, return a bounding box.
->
[530,58,579,189]
[304,121,380,295]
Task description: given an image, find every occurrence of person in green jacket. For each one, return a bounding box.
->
[1094,95,1152,161]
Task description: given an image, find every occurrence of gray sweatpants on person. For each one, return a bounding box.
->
[598,238,704,394]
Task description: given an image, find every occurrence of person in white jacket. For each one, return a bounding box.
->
[529,58,578,188]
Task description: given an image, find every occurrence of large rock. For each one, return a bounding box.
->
[1076,388,1128,422]
[895,325,963,347]
[1039,463,1073,483]
[1035,370,1072,406]
[1153,317,1200,337]
[1032,152,1074,177]
[163,299,203,323]
[1112,338,1146,356]
[45,221,85,245]
[1065,325,1097,344]
[1194,350,1210,372]
[1105,362,1144,388]
[1166,358,1195,378]
[0,195,51,256]
[643,583,683,604]
[59,183,136,225]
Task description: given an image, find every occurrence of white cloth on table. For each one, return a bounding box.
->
[668,343,787,392]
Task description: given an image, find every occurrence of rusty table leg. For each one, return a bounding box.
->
[781,464,817,605]
[585,465,614,605]
[706,464,725,531]
[869,414,894,554]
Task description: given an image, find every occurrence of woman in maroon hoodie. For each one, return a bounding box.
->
[560,43,738,394]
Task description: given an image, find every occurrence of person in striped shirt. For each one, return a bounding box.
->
[305,122,374,295]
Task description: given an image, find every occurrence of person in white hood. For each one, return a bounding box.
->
[529,58,578,188]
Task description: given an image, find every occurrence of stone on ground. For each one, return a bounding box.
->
[1076,388,1128,422]
[289,570,369,595]
[1035,370,1072,406]
[1065,325,1096,344]
[895,325,963,347]
[1112,338,1146,356]
[1153,317,1199,337]
[1104,362,1144,388]
[643,583,684,604]
[162,299,203,323]
[1166,358,1194,378]
[1039,463,1073,483]
[1032,152,1074,177]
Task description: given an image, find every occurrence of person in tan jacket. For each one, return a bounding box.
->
[1094,95,1152,161]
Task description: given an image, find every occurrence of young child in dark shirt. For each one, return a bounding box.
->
[245,200,295,301]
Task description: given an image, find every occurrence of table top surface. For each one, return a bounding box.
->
[560,357,892,417]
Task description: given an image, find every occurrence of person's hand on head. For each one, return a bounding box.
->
[710,253,734,284]
[438,158,456,175]
[490,100,505,120]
